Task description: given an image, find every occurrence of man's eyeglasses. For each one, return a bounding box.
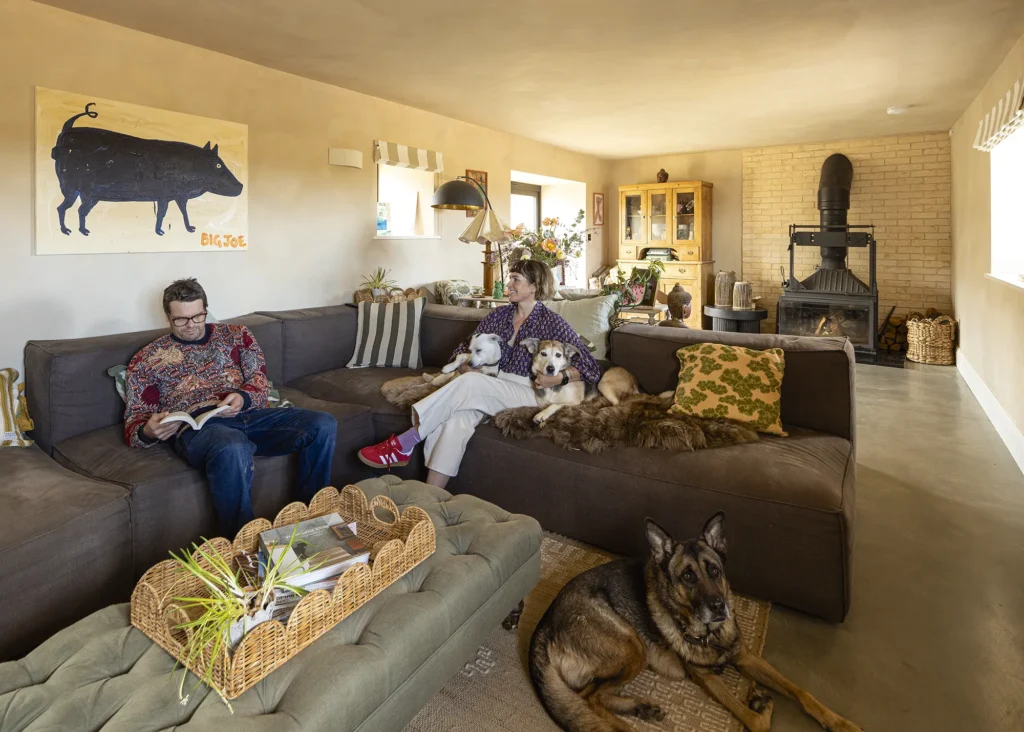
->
[170,312,208,327]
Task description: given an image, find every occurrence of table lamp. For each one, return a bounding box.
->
[432,176,511,295]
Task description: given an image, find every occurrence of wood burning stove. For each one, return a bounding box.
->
[777,154,878,355]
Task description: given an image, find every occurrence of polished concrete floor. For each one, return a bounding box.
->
[763,363,1024,731]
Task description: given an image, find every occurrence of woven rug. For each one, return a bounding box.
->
[405,534,771,732]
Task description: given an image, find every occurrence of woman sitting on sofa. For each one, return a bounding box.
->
[357,259,602,489]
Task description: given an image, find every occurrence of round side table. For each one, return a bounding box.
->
[703,305,768,333]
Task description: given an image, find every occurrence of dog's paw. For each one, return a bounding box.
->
[748,691,773,714]
[634,703,665,722]
[532,414,547,426]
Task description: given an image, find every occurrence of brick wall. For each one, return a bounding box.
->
[741,134,952,331]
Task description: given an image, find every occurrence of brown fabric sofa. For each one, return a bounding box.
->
[9,301,854,661]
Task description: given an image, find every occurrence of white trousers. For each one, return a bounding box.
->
[412,372,538,477]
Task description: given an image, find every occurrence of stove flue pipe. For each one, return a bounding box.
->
[817,153,853,270]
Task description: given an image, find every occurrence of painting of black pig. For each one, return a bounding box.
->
[35,88,248,254]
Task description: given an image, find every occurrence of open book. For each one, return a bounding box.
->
[159,405,230,431]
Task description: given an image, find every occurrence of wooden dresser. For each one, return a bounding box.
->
[615,181,713,329]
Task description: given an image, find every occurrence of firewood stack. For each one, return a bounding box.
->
[879,314,910,351]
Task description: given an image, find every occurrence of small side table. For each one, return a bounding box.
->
[703,305,768,333]
[618,304,669,325]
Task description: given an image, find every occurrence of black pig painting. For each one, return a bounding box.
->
[36,88,248,254]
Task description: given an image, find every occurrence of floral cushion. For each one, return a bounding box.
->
[669,343,787,436]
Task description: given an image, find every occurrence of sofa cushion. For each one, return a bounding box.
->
[0,444,132,660]
[610,325,855,439]
[53,426,299,577]
[347,298,427,369]
[543,294,617,360]
[25,314,283,455]
[453,425,854,621]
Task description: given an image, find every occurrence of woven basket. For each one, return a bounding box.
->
[906,314,956,365]
[130,485,435,701]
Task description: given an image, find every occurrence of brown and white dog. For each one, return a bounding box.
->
[520,338,638,425]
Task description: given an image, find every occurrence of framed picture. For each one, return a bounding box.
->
[593,191,605,226]
[465,169,488,217]
[35,87,248,255]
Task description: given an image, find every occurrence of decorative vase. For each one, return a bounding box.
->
[226,589,277,650]
[715,271,736,307]
[492,280,504,299]
[733,281,754,310]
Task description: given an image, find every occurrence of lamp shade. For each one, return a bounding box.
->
[432,178,485,210]
[460,208,511,245]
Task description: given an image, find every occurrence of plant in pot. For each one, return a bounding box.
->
[361,267,399,299]
[169,528,309,711]
[602,259,665,307]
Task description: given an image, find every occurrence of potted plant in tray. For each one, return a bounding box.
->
[169,528,309,711]
[361,267,400,299]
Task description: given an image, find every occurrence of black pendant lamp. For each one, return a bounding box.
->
[431,177,486,211]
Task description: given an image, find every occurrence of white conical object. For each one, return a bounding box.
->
[460,208,511,245]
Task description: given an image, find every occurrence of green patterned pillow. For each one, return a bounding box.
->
[669,343,787,436]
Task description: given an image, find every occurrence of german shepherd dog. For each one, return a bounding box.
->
[529,515,863,732]
[520,338,638,425]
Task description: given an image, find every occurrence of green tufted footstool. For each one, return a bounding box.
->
[0,477,541,732]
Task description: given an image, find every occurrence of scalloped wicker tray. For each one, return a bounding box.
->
[130,485,436,700]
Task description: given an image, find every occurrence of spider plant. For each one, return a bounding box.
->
[169,526,309,712]
[360,267,398,294]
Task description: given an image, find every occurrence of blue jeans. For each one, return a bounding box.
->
[174,408,337,536]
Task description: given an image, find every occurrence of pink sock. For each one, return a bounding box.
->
[396,427,421,454]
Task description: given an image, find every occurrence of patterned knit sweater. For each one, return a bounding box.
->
[124,324,269,448]
[451,303,602,385]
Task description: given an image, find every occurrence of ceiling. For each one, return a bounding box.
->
[39,0,1024,159]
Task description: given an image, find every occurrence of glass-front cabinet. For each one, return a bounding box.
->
[621,191,645,245]
[647,190,669,244]
[673,189,696,243]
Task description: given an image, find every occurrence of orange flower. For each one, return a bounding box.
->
[541,238,558,253]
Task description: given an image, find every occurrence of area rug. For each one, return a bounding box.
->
[405,534,771,732]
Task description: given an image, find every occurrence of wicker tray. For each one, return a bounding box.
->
[907,314,956,365]
[130,485,435,701]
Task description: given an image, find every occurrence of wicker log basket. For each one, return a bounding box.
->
[906,313,957,365]
[130,485,436,701]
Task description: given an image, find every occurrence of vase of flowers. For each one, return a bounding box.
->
[504,210,591,285]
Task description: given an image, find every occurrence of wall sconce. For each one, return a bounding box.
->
[328,148,363,168]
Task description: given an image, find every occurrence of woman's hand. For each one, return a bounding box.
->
[533,373,564,389]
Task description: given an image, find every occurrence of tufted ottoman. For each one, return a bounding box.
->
[0,477,541,732]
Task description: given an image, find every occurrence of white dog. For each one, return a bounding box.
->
[423,332,503,387]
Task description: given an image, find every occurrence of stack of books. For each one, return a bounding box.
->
[256,513,371,621]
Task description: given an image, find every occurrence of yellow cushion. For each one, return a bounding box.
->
[1,368,33,447]
[669,343,787,436]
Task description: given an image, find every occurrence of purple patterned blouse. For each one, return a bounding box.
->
[451,303,602,385]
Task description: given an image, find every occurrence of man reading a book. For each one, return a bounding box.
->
[124,278,338,535]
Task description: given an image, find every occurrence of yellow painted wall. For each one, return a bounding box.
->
[0,0,609,374]
[951,31,1024,429]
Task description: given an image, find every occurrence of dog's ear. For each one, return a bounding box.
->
[484,333,503,346]
[645,518,675,563]
[520,338,539,354]
[563,343,580,360]
[701,512,727,560]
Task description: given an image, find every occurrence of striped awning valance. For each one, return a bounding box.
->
[973,77,1024,152]
[374,141,444,172]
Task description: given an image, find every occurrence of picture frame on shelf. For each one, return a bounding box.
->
[465,169,488,217]
[593,191,605,226]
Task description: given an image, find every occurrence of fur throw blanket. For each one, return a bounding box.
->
[380,375,758,453]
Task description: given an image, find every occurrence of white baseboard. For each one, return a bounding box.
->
[957,348,1024,476]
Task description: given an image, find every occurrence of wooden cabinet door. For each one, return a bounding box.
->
[620,190,646,247]
[646,189,670,250]
[671,186,699,251]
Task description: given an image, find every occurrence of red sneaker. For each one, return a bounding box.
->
[358,434,412,469]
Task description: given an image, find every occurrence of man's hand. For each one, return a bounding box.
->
[218,392,246,417]
[142,412,178,441]
[533,373,564,390]
[458,362,480,375]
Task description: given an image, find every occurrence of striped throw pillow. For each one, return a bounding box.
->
[347,297,426,369]
[1,368,33,447]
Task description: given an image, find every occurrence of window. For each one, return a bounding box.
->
[991,124,1024,280]
[511,181,541,231]
[376,165,437,237]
